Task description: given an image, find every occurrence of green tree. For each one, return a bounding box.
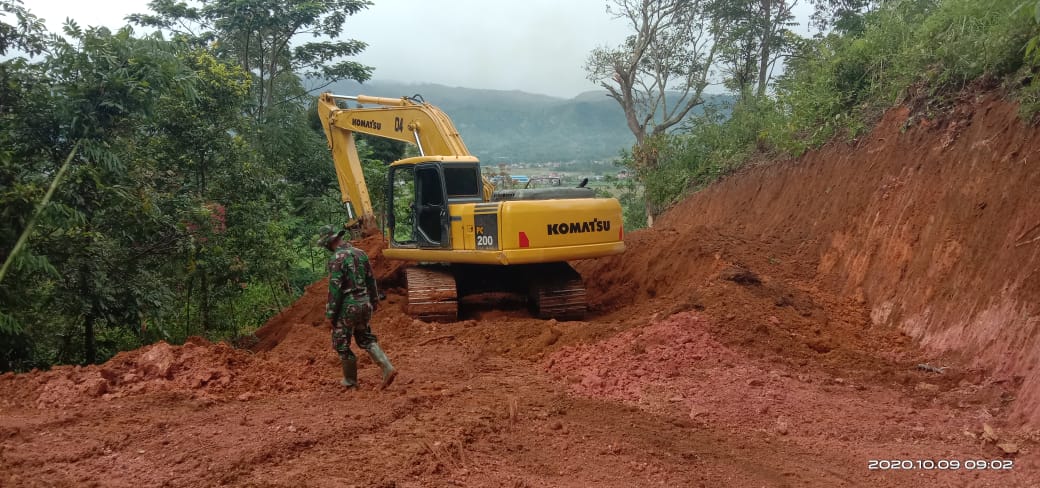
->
[0,21,196,366]
[138,49,256,336]
[1,1,59,369]
[809,0,880,34]
[2,0,376,371]
[0,0,45,56]
[585,0,723,225]
[130,0,373,123]
[711,0,799,102]
[129,0,357,202]
[131,0,377,292]
[357,134,407,165]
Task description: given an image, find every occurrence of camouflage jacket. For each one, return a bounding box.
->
[326,242,379,321]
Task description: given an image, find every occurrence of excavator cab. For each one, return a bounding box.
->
[388,162,448,248]
[414,162,450,248]
[388,158,483,249]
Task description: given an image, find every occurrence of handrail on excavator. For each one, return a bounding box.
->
[323,93,413,107]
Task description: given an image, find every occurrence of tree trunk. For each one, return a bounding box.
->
[81,261,97,364]
[644,195,653,227]
[268,277,283,309]
[225,294,237,334]
[201,271,210,333]
[757,0,772,98]
[80,186,98,364]
[636,139,658,228]
[84,311,97,365]
[183,275,193,336]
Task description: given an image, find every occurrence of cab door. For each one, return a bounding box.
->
[415,163,451,249]
[387,164,416,247]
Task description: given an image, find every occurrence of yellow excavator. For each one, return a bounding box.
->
[316,93,625,321]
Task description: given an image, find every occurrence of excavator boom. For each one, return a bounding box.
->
[316,92,625,321]
[317,93,491,228]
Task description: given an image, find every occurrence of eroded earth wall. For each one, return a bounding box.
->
[588,96,1040,426]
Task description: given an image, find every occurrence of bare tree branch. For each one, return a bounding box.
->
[585,0,725,225]
[587,0,721,144]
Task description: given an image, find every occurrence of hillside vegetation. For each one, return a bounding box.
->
[627,0,1040,225]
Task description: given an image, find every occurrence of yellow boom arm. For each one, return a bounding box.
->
[316,93,490,228]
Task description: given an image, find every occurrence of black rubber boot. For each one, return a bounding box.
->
[366,343,397,390]
[340,356,358,389]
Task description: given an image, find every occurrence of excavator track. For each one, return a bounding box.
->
[405,266,458,322]
[529,264,587,321]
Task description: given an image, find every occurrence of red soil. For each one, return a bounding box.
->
[2,95,1039,487]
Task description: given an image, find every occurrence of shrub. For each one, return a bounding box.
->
[637,0,1040,216]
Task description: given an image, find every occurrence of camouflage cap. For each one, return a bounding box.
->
[316,224,346,248]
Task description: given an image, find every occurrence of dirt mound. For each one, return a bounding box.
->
[251,279,330,352]
[355,231,407,287]
[0,338,300,410]
[546,311,730,402]
[251,230,405,353]
[578,94,1040,427]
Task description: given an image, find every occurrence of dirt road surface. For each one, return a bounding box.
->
[2,96,1039,487]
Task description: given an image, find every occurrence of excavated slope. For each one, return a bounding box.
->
[578,95,1040,426]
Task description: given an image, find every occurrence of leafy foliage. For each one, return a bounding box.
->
[1,23,199,366]
[0,0,45,56]
[622,0,1040,226]
[766,0,1037,149]
[129,0,373,122]
[710,0,799,101]
[809,0,881,34]
[1,1,370,371]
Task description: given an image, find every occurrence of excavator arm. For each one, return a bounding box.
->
[315,91,625,322]
[316,93,493,228]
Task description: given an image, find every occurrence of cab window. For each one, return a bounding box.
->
[443,164,480,198]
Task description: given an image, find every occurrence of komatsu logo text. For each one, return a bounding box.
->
[547,219,611,236]
[351,118,381,130]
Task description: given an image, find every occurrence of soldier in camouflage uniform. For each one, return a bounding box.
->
[318,225,397,390]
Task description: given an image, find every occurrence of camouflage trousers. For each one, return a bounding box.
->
[331,302,378,361]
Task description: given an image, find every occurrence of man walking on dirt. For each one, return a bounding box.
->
[318,225,397,390]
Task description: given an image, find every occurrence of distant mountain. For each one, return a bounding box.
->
[572,90,614,102]
[317,80,730,163]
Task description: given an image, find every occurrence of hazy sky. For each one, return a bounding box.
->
[27,0,638,98]
[27,1,817,98]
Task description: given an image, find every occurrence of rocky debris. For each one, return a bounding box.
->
[914,382,940,393]
[138,342,177,379]
[998,442,1020,455]
[982,423,999,443]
